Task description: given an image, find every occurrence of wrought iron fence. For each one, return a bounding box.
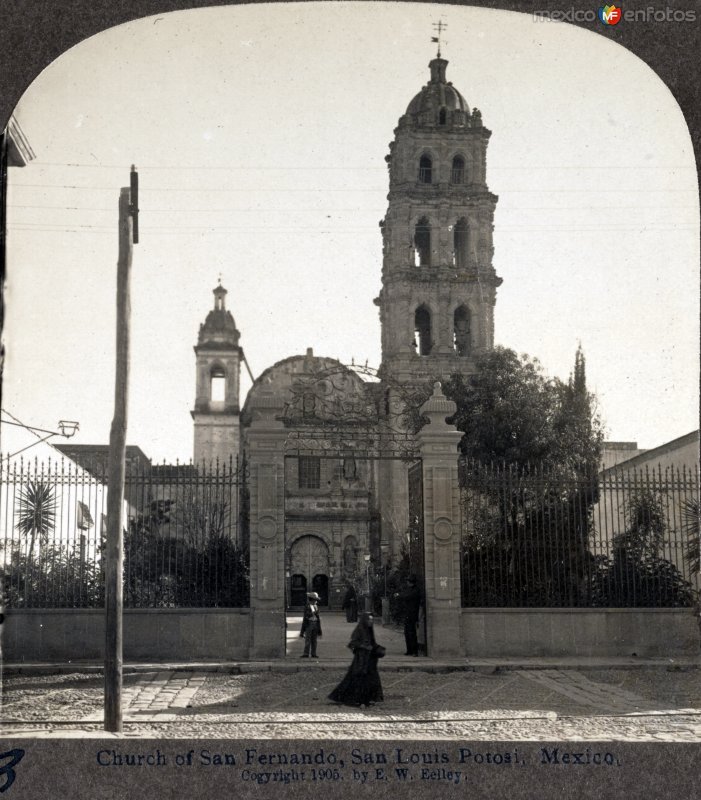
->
[460,459,699,608]
[0,454,249,609]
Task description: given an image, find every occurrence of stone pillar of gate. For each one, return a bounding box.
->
[246,389,287,658]
[416,382,464,658]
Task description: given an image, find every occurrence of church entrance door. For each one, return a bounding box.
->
[289,535,330,607]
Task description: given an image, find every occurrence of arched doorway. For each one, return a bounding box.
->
[290,574,307,606]
[289,535,330,606]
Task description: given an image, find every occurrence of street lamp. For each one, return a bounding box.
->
[58,420,80,437]
[4,418,80,458]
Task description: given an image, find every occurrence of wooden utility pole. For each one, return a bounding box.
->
[104,169,138,732]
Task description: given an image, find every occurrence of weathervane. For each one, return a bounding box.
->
[431,19,447,58]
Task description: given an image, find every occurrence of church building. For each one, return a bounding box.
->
[192,55,502,607]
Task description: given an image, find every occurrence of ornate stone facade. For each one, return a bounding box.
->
[192,56,500,620]
[241,352,378,608]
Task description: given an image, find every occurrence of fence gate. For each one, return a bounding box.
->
[408,460,427,654]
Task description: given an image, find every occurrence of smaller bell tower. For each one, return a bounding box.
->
[192,282,242,467]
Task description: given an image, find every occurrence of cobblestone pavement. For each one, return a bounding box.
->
[2,666,699,741]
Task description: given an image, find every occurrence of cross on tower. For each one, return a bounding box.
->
[431,19,447,58]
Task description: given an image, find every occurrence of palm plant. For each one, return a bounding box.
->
[15,480,57,556]
[681,497,700,575]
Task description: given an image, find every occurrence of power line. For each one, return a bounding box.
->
[6,184,697,197]
[8,223,698,236]
[8,184,386,192]
[28,160,697,171]
[7,203,698,213]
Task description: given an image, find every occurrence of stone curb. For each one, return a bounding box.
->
[4,657,700,676]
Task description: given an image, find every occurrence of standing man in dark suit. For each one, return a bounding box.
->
[299,591,323,658]
[399,575,422,656]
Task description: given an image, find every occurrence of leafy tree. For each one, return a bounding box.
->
[124,490,249,608]
[435,347,604,606]
[1,541,104,608]
[443,346,603,472]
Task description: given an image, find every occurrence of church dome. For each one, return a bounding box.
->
[406,58,469,116]
[197,284,240,348]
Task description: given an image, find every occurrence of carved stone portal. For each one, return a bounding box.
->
[290,535,329,582]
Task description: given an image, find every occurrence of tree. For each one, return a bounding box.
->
[593,490,693,607]
[442,346,604,606]
[554,344,602,472]
[443,346,603,472]
[681,497,700,576]
[123,489,249,608]
[15,480,56,556]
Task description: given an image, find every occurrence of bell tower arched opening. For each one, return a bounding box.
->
[453,306,471,356]
[453,218,469,269]
[418,154,433,184]
[414,217,432,266]
[210,366,226,402]
[414,306,433,356]
[451,155,465,184]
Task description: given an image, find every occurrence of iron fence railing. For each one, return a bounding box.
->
[0,455,249,609]
[460,460,699,608]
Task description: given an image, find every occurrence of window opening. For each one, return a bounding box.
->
[454,306,471,356]
[210,368,226,402]
[451,155,465,184]
[418,154,432,184]
[453,218,469,268]
[414,306,432,356]
[414,217,431,267]
[298,456,321,489]
[439,107,447,125]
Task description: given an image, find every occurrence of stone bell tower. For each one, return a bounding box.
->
[376,56,502,386]
[375,54,503,563]
[192,282,242,466]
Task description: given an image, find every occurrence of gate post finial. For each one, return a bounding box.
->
[420,382,457,427]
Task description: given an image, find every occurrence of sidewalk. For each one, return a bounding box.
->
[2,612,699,740]
[2,669,699,740]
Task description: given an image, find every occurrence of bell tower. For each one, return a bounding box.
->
[376,56,502,386]
[192,282,242,466]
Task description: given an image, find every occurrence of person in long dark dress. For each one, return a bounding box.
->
[328,612,384,706]
[341,583,358,623]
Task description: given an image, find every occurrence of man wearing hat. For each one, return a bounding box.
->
[299,591,323,658]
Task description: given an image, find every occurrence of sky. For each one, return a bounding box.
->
[2,2,699,463]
